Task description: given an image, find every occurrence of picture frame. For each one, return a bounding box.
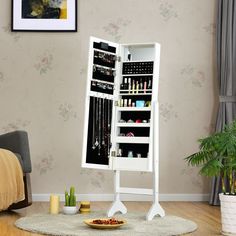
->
[11,0,77,32]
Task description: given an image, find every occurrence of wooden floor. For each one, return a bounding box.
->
[0,202,221,236]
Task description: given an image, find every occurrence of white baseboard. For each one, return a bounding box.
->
[32,193,209,202]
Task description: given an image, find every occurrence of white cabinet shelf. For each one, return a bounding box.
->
[116,123,150,127]
[116,107,151,111]
[119,89,152,95]
[112,157,150,171]
[122,74,153,76]
[122,60,154,63]
[116,137,150,144]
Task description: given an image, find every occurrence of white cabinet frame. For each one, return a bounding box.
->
[82,36,165,220]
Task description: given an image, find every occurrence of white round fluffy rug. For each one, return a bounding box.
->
[15,212,197,236]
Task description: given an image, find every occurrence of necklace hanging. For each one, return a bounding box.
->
[102,98,105,146]
[94,97,99,148]
[104,98,108,156]
[92,97,96,149]
[107,99,111,157]
[98,97,102,156]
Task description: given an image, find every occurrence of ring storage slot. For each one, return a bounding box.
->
[121,111,151,122]
[93,50,116,68]
[122,61,154,74]
[91,81,114,95]
[93,65,115,83]
[93,42,116,53]
[119,127,150,137]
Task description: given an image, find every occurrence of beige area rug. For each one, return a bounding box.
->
[15,211,197,236]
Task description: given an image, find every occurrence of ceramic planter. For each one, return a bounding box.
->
[62,206,78,215]
[219,193,236,235]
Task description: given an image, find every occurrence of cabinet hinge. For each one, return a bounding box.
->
[116,56,121,62]
[111,151,116,157]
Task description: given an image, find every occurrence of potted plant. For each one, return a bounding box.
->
[185,121,236,235]
[63,186,78,215]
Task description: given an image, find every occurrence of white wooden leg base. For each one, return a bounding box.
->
[107,200,127,217]
[146,202,165,221]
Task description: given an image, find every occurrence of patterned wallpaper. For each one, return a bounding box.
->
[0,0,217,195]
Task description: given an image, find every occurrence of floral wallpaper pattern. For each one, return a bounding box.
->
[181,167,203,189]
[159,1,178,21]
[1,120,31,133]
[181,65,206,88]
[0,72,4,83]
[34,51,53,75]
[58,103,77,121]
[203,23,216,35]
[80,169,105,189]
[160,103,178,122]
[0,0,216,195]
[34,153,54,175]
[2,24,21,42]
[103,18,131,42]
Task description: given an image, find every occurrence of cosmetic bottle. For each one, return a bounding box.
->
[136,81,139,94]
[144,78,147,94]
[140,79,143,93]
[124,78,128,90]
[132,80,135,94]
[128,78,132,93]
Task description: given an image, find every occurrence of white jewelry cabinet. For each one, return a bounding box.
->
[82,36,165,220]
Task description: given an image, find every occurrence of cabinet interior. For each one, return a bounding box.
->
[83,37,159,172]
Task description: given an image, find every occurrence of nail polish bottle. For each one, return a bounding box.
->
[140,79,143,93]
[144,78,147,94]
[148,78,152,90]
[132,80,135,94]
[124,99,127,107]
[128,78,132,93]
[136,81,139,94]
[128,99,132,107]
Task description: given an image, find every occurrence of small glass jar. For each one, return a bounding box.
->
[127,151,133,158]
[117,149,122,157]
[137,153,141,158]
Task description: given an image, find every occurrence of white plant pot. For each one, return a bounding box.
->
[219,193,236,235]
[63,206,78,215]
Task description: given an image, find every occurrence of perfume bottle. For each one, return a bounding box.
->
[128,99,132,107]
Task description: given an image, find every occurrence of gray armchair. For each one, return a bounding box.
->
[0,130,32,209]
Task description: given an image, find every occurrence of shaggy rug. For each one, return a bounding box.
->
[15,211,197,236]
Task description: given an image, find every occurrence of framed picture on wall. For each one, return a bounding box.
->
[11,0,77,32]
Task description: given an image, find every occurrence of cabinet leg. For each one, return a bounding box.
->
[107,195,127,217]
[146,202,165,221]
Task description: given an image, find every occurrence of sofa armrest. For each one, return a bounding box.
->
[0,130,32,173]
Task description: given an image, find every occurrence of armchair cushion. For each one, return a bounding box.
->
[0,131,32,173]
